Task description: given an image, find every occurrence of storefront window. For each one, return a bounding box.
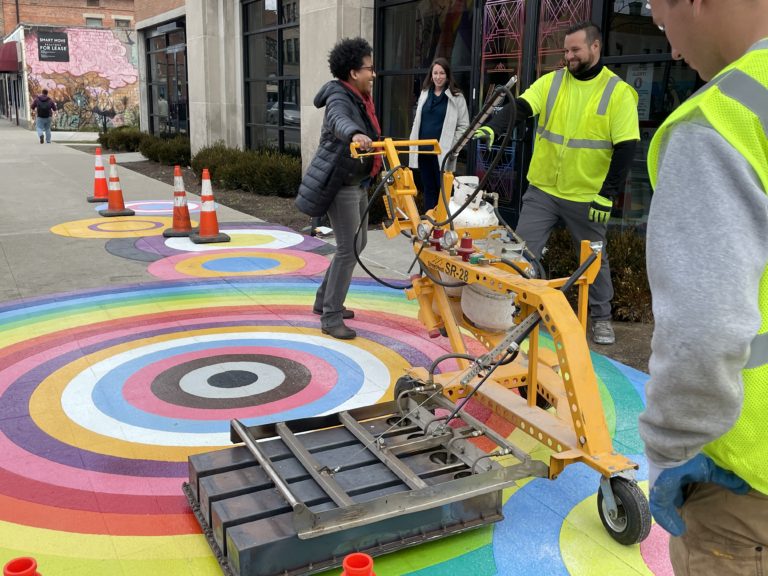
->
[380,0,474,71]
[604,0,667,57]
[607,60,702,230]
[537,0,590,73]
[146,22,188,136]
[244,0,278,30]
[482,0,526,101]
[243,0,300,153]
[598,1,706,230]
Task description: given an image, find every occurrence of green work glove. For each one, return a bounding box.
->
[588,194,613,224]
[473,126,495,147]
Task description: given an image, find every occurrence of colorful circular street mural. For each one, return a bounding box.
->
[0,274,670,575]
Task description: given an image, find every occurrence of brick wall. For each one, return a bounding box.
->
[135,0,184,23]
[3,0,135,36]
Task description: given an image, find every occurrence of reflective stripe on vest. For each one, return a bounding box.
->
[745,331,768,369]
[717,70,768,135]
[597,75,621,115]
[537,68,618,149]
[544,69,565,123]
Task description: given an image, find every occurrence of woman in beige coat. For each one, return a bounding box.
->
[408,57,469,211]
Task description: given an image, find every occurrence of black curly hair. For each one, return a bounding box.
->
[328,37,373,81]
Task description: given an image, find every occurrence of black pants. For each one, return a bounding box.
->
[419,154,441,211]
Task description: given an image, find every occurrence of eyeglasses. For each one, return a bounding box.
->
[645,2,665,31]
[359,65,375,73]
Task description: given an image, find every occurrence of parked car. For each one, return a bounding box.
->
[266,102,300,126]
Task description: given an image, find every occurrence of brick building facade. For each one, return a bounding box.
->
[134,0,182,23]
[2,0,135,37]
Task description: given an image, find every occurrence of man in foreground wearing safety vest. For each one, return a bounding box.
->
[475,22,639,346]
[639,1,768,573]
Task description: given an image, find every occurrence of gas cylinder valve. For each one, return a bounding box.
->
[430,228,445,251]
[457,233,474,261]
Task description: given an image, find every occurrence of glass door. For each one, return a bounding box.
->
[147,24,188,137]
[166,47,188,135]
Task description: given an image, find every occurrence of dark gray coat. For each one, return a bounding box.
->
[295,81,379,217]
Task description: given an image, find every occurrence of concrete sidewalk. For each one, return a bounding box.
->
[0,122,411,300]
[0,122,257,299]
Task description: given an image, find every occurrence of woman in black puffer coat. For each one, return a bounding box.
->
[296,37,382,340]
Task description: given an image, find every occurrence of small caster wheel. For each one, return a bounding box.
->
[597,476,651,545]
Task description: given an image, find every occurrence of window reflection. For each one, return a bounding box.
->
[243,0,300,152]
[608,60,702,229]
[147,23,188,136]
[381,0,474,70]
[605,0,668,57]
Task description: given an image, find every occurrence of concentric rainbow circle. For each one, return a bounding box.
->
[0,277,483,573]
[133,223,329,259]
[146,248,330,279]
[164,228,307,251]
[93,200,202,215]
[50,216,179,238]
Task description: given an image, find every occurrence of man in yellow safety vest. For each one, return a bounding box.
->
[639,1,768,574]
[476,22,640,345]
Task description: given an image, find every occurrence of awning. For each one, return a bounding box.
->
[0,42,20,73]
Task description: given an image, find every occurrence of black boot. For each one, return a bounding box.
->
[321,323,356,340]
[313,307,354,319]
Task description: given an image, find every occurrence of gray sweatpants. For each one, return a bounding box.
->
[515,186,613,320]
[313,182,369,328]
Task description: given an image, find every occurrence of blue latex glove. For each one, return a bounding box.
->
[473,126,495,148]
[649,454,750,536]
[588,193,612,223]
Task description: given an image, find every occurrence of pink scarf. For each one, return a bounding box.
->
[341,80,382,177]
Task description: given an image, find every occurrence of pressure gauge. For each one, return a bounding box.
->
[440,230,459,250]
[417,223,430,241]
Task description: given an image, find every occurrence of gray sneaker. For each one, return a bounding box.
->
[591,320,615,345]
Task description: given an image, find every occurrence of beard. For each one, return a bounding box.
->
[567,58,591,75]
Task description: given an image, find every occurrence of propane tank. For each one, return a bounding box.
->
[461,284,517,332]
[447,176,498,228]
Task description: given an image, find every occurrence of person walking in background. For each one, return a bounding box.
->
[31,88,57,144]
[639,1,768,574]
[474,22,639,345]
[295,37,382,340]
[408,57,469,211]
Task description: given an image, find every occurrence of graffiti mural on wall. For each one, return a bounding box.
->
[25,27,139,130]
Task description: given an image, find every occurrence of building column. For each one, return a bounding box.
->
[136,28,149,133]
[299,0,374,170]
[186,0,244,155]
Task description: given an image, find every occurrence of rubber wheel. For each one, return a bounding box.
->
[518,384,553,410]
[597,476,652,545]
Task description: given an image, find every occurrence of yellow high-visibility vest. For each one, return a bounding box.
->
[648,39,768,493]
[522,67,639,202]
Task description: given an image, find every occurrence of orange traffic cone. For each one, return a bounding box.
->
[101,155,135,217]
[189,169,230,244]
[163,165,197,237]
[340,553,375,576]
[3,556,40,576]
[87,147,109,203]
